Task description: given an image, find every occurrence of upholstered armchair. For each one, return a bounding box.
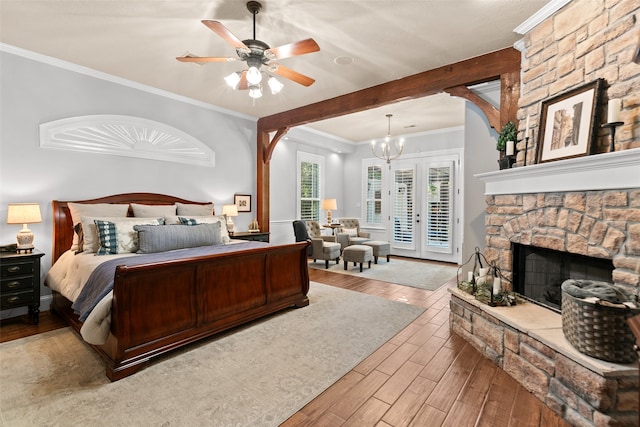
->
[293,220,341,269]
[336,218,370,250]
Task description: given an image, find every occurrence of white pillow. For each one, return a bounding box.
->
[130,203,176,217]
[81,216,164,253]
[341,227,358,236]
[68,202,129,251]
[175,202,215,216]
[165,215,230,244]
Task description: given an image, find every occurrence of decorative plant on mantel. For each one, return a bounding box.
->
[497,120,517,170]
[497,121,517,152]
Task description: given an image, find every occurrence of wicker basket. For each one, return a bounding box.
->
[562,290,640,363]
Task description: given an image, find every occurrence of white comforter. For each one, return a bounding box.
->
[45,250,136,345]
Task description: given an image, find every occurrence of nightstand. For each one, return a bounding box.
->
[1,250,44,324]
[229,231,270,243]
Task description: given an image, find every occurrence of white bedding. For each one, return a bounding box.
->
[46,250,135,344]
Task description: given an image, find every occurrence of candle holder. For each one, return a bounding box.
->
[506,154,516,169]
[602,121,623,152]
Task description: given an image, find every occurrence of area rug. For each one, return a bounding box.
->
[309,257,458,291]
[0,282,424,427]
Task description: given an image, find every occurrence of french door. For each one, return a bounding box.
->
[389,153,459,263]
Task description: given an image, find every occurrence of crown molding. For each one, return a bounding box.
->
[513,0,572,35]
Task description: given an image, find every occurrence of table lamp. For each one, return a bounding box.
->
[222,204,238,233]
[6,203,42,253]
[321,199,337,224]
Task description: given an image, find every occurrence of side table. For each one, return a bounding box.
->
[229,231,270,243]
[0,249,45,324]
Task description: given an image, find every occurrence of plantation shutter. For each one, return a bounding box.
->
[393,168,414,243]
[300,161,320,220]
[366,165,383,224]
[425,162,453,253]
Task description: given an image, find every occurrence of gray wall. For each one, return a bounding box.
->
[1,49,257,315]
[462,101,500,261]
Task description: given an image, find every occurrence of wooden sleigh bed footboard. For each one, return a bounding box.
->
[49,193,310,381]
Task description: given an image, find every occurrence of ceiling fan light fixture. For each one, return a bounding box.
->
[224,72,242,89]
[268,76,284,94]
[248,84,263,99]
[246,66,262,85]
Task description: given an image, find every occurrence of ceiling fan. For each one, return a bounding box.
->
[177,1,320,98]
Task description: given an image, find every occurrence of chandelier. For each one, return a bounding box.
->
[371,114,405,164]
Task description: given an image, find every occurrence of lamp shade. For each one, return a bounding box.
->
[321,199,337,211]
[222,204,238,217]
[7,203,42,224]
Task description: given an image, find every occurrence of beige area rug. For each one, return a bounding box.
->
[309,257,458,291]
[0,282,424,427]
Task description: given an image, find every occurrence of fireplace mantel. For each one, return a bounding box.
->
[475,148,640,195]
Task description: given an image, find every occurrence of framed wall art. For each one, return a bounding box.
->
[536,78,604,164]
[234,194,251,212]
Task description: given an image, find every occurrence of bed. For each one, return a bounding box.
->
[46,193,310,381]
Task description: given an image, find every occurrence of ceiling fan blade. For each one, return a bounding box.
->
[176,56,237,63]
[237,71,249,90]
[265,38,320,61]
[272,64,315,87]
[201,20,249,51]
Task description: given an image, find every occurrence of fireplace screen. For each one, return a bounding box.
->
[512,244,614,312]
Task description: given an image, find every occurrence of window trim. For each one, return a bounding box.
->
[296,151,325,221]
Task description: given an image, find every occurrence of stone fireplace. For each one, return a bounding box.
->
[449,149,640,426]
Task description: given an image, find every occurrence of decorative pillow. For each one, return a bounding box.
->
[95,220,118,255]
[80,216,164,253]
[165,215,230,244]
[73,222,84,254]
[175,202,215,216]
[341,227,358,236]
[130,203,176,218]
[178,217,198,226]
[68,202,129,251]
[135,223,222,254]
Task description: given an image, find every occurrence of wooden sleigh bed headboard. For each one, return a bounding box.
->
[51,192,213,263]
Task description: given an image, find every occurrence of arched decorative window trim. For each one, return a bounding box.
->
[39,115,215,167]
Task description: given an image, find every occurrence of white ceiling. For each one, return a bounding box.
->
[0,0,548,143]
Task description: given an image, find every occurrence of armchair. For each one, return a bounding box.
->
[336,218,370,250]
[292,220,341,269]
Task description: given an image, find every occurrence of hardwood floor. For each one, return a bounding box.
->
[0,258,569,427]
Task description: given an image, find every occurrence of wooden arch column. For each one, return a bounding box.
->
[256,47,521,233]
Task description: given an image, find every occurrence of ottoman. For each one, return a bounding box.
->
[342,244,373,272]
[363,241,391,264]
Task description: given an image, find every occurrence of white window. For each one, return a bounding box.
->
[297,152,324,221]
[365,165,383,224]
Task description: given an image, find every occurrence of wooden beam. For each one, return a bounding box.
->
[256,47,521,234]
[256,129,270,233]
[257,47,520,132]
[445,85,500,132]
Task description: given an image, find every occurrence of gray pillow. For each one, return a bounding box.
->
[175,202,215,216]
[134,223,222,254]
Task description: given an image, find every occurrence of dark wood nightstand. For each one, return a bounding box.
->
[1,250,45,324]
[229,231,270,243]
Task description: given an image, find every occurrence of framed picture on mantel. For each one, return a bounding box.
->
[537,78,603,164]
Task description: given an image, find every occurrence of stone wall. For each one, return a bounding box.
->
[449,292,639,427]
[517,0,640,162]
[483,188,640,294]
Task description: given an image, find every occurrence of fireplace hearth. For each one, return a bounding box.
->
[512,243,614,312]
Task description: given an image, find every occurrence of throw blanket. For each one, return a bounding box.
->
[72,241,268,321]
[561,279,637,305]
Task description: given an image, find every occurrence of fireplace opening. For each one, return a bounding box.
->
[512,243,614,313]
